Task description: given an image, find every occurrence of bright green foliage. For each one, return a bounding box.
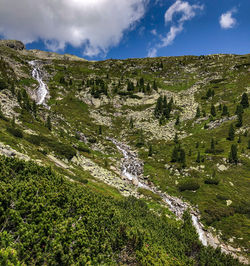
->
[0,156,241,265]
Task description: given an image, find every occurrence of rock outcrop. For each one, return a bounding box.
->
[0,40,25,50]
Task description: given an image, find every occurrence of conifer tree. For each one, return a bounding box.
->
[228,144,238,164]
[32,100,37,117]
[146,83,151,93]
[228,124,235,141]
[129,117,134,129]
[240,93,249,109]
[174,133,178,144]
[46,116,52,131]
[11,115,16,128]
[237,135,241,143]
[196,151,201,163]
[175,115,180,126]
[171,146,179,162]
[179,148,186,167]
[235,104,243,115]
[154,96,163,118]
[195,106,201,118]
[153,80,158,91]
[222,105,229,116]
[236,112,243,128]
[98,125,102,135]
[210,104,216,117]
[148,144,153,157]
[211,138,215,153]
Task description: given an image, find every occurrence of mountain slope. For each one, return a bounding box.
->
[0,40,249,264]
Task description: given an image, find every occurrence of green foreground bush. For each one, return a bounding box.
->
[0,156,241,265]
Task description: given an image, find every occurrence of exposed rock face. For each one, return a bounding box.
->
[0,40,25,50]
[208,116,237,129]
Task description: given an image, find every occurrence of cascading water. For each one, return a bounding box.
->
[108,138,246,262]
[29,61,48,105]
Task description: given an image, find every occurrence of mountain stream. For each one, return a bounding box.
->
[29,61,48,105]
[108,138,247,263]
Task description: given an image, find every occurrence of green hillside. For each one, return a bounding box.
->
[0,40,249,264]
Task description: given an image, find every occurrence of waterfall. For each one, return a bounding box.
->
[29,61,48,105]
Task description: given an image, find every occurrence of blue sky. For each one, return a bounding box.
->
[0,0,249,60]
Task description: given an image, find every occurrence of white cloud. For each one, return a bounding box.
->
[0,0,148,57]
[147,0,203,57]
[151,29,157,36]
[219,9,237,29]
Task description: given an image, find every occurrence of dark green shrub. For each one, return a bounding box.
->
[204,178,219,185]
[26,134,41,146]
[178,180,200,192]
[7,127,23,138]
[77,144,90,153]
[88,137,97,144]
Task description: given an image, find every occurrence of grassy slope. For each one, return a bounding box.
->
[0,45,249,258]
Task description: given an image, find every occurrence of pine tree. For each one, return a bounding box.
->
[196,151,201,163]
[179,148,186,167]
[46,116,52,131]
[202,109,206,117]
[174,133,178,144]
[210,138,215,153]
[222,105,229,116]
[228,144,238,164]
[153,80,158,91]
[227,124,235,141]
[98,125,102,135]
[237,135,241,143]
[148,144,153,157]
[10,84,15,95]
[195,106,201,118]
[240,93,249,109]
[32,100,37,117]
[171,146,179,162]
[146,83,151,93]
[11,115,16,128]
[236,112,243,127]
[175,115,180,126]
[168,97,174,112]
[129,117,134,129]
[235,104,243,115]
[218,103,222,111]
[210,104,216,117]
[154,96,163,118]
[188,149,192,156]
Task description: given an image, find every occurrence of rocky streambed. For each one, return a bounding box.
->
[108,138,248,264]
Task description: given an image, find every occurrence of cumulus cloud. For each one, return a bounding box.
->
[147,0,203,57]
[0,0,148,56]
[219,9,237,29]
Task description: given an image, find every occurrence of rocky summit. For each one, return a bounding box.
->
[0,40,249,265]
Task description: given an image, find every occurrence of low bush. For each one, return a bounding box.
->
[26,134,41,146]
[178,180,200,192]
[204,206,235,225]
[77,143,91,153]
[204,178,219,185]
[7,127,23,138]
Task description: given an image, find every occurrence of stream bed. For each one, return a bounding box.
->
[108,138,247,263]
